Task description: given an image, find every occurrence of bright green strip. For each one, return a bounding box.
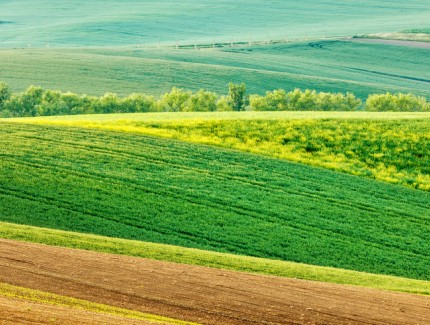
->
[8,111,430,191]
[0,281,198,325]
[1,222,429,296]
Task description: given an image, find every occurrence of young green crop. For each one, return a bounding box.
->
[1,122,430,281]
[18,112,430,191]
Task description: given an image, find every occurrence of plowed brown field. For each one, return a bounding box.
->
[0,239,429,325]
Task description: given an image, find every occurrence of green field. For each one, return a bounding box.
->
[1,1,429,48]
[1,40,429,100]
[1,121,430,280]
[404,28,430,34]
[2,0,430,302]
[16,112,430,191]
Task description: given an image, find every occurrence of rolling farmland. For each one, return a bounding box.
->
[2,1,430,323]
[1,40,429,99]
[1,121,430,280]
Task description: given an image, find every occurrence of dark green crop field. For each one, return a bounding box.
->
[1,122,429,280]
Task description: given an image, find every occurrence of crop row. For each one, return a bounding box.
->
[42,116,430,191]
[1,123,430,280]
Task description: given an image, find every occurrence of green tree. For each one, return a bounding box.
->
[249,94,267,111]
[216,96,233,111]
[8,86,45,117]
[158,87,192,112]
[122,93,158,113]
[265,89,288,111]
[228,83,247,111]
[365,93,428,112]
[0,82,10,110]
[186,90,218,112]
[95,93,121,113]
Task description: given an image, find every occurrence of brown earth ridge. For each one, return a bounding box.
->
[0,238,429,325]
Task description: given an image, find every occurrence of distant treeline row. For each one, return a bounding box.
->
[0,82,429,117]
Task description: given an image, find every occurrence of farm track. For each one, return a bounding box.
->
[0,239,429,325]
[1,123,430,279]
[350,38,430,49]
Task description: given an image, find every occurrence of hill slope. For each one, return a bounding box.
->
[1,122,429,280]
[1,239,429,325]
[1,40,429,99]
[1,1,429,47]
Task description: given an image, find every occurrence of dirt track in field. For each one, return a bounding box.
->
[349,38,430,49]
[0,295,152,325]
[0,239,429,325]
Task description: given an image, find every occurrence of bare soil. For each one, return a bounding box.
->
[0,239,429,325]
[0,295,153,325]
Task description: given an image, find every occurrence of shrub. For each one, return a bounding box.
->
[0,82,10,110]
[251,88,361,111]
[186,90,218,112]
[3,83,428,117]
[250,89,288,111]
[365,93,429,112]
[122,93,158,113]
[0,109,13,118]
[158,87,192,112]
[216,95,233,111]
[4,86,44,117]
[228,83,247,111]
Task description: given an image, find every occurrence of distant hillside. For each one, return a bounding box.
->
[1,1,429,47]
[1,40,429,99]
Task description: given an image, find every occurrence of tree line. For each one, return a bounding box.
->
[0,81,429,118]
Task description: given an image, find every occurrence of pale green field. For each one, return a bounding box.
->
[1,40,429,99]
[1,222,429,296]
[1,0,429,48]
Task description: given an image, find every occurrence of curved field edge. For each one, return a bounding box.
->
[0,280,197,325]
[1,222,429,296]
[1,121,430,280]
[9,111,430,191]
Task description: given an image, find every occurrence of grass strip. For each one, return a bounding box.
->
[0,281,198,325]
[1,221,429,296]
